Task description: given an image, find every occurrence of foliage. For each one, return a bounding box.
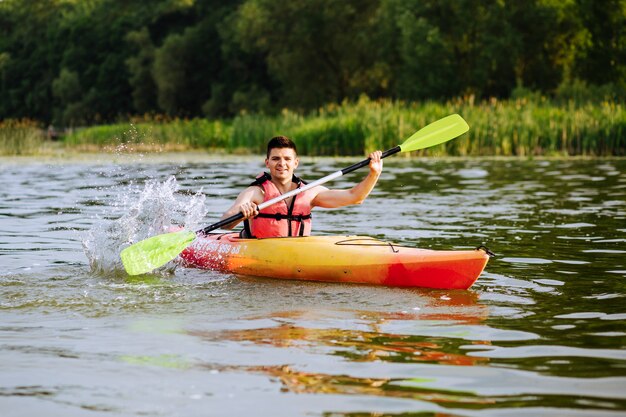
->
[64,116,229,150]
[60,96,626,157]
[0,0,624,124]
[0,119,45,155]
[126,27,158,114]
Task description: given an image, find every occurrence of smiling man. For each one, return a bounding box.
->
[219,136,382,238]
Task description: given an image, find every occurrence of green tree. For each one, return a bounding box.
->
[506,0,569,92]
[0,52,10,100]
[153,1,237,116]
[52,68,95,125]
[230,0,384,109]
[572,0,626,86]
[52,68,81,104]
[152,25,211,116]
[1,0,624,123]
[215,6,274,116]
[378,0,523,99]
[126,27,158,113]
[0,0,66,121]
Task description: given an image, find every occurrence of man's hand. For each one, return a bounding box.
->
[239,201,259,219]
[369,150,383,175]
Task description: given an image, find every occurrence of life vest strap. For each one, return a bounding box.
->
[255,213,312,221]
[243,213,311,238]
[250,172,308,187]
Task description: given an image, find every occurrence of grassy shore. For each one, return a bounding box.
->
[2,97,624,156]
[0,119,48,155]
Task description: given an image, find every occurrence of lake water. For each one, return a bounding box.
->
[1,154,625,416]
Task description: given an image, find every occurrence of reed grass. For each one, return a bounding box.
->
[4,97,625,156]
[227,97,625,157]
[64,117,229,150]
[0,119,46,155]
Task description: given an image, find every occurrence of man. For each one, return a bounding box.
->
[220,136,382,238]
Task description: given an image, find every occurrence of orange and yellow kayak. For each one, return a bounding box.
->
[180,233,490,289]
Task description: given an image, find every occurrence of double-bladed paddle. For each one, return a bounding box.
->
[120,114,469,275]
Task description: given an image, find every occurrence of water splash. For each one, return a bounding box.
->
[83,176,207,275]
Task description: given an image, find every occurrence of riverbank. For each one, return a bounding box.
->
[4,151,625,170]
[2,97,624,157]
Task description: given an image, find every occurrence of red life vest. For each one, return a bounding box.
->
[245,173,314,238]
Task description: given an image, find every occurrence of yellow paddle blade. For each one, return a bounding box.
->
[400,114,469,153]
[120,230,196,275]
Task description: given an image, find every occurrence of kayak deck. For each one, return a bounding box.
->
[180,233,490,289]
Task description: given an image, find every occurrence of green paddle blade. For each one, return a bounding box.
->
[399,114,469,153]
[120,230,196,275]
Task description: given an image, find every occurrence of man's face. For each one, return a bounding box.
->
[265,147,299,181]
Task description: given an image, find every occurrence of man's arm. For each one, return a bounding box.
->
[219,186,264,229]
[311,151,382,209]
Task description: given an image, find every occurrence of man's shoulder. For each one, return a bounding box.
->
[247,184,265,192]
[239,184,265,197]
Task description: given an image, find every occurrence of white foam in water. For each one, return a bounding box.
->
[83,175,207,275]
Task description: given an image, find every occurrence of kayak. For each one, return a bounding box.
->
[180,233,490,289]
[181,233,490,289]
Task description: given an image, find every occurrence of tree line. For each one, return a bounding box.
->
[1,0,624,126]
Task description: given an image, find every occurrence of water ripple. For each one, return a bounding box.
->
[2,156,625,416]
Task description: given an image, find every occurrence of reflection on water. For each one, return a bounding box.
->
[190,300,489,367]
[1,155,625,416]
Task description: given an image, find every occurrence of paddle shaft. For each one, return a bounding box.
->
[198,145,401,235]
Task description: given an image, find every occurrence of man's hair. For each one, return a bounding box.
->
[266,136,297,158]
